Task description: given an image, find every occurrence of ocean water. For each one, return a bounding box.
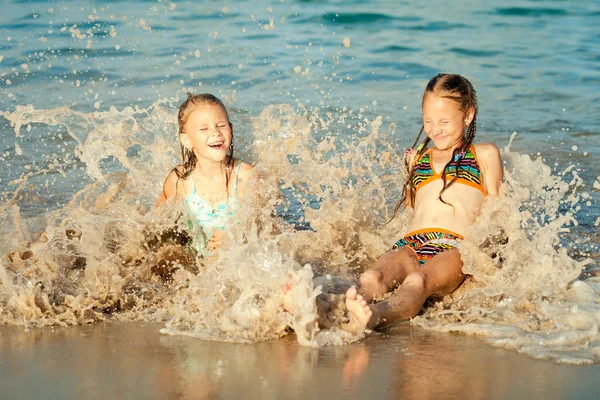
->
[1,0,599,364]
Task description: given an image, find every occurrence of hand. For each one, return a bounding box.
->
[206,229,225,252]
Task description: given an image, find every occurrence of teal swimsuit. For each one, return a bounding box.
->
[184,162,242,256]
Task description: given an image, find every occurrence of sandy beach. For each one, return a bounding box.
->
[1,322,598,400]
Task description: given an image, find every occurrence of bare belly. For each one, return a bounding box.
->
[408,181,484,236]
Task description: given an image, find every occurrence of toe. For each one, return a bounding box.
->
[346,286,357,300]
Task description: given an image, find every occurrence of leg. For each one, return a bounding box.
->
[367,248,466,329]
[344,246,419,330]
[357,246,420,302]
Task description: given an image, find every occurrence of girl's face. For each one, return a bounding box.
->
[422,93,474,151]
[180,103,232,164]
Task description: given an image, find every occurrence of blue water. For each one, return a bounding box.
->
[1,0,598,229]
[2,0,598,129]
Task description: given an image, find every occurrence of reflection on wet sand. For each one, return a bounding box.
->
[0,323,598,400]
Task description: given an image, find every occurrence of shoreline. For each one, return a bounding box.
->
[1,322,598,399]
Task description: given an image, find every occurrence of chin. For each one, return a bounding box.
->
[433,139,460,150]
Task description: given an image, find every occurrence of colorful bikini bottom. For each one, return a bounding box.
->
[392,229,463,266]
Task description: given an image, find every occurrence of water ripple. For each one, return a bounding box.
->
[23,47,133,58]
[294,12,396,25]
[0,68,118,86]
[494,7,568,17]
[361,61,439,78]
[449,48,503,58]
[170,13,241,22]
[408,21,469,31]
[370,45,419,54]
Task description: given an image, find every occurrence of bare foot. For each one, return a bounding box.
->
[282,283,294,313]
[345,286,373,330]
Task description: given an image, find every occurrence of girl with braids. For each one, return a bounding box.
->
[158,93,253,256]
[345,74,503,330]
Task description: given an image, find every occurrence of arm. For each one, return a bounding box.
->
[476,143,503,196]
[234,161,255,198]
[156,169,182,207]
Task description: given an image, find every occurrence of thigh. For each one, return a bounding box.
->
[367,246,420,287]
[418,248,466,299]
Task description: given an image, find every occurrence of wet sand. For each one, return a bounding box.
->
[1,322,598,400]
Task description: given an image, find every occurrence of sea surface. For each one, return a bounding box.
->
[1,0,599,368]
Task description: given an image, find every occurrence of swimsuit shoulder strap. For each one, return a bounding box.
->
[413,147,433,169]
[189,174,196,193]
[232,158,242,193]
[411,148,435,191]
[467,144,477,159]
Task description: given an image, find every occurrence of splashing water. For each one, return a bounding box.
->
[0,99,598,360]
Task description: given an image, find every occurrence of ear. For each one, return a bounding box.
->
[179,133,192,150]
[464,108,475,126]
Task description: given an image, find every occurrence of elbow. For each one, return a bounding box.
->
[155,192,166,207]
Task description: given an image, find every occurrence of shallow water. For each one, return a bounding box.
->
[1,323,599,400]
[1,0,599,364]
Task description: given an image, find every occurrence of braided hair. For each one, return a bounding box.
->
[175,93,235,194]
[393,74,478,217]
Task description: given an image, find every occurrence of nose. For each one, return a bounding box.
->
[210,126,224,136]
[431,122,443,134]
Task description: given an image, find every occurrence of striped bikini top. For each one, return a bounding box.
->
[184,162,242,253]
[411,145,486,195]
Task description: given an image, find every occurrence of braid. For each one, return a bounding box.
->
[438,111,478,205]
[389,127,431,221]
[410,126,425,152]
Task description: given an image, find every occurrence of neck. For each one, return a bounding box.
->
[435,140,464,155]
[194,157,227,178]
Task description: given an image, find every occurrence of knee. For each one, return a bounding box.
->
[388,271,428,317]
[360,269,383,286]
[402,271,427,294]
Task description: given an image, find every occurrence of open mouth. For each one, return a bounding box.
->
[208,141,225,150]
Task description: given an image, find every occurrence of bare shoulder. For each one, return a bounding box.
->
[474,142,502,170]
[474,142,503,194]
[162,166,188,199]
[237,160,254,177]
[235,159,254,190]
[474,142,501,159]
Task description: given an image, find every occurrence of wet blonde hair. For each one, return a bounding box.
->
[174,93,235,190]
